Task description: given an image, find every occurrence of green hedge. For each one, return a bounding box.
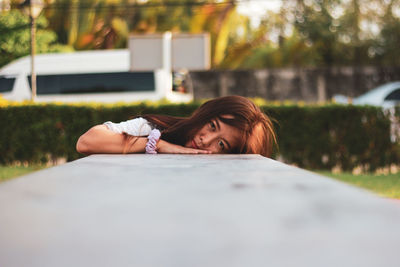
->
[0,103,398,171]
[266,105,399,171]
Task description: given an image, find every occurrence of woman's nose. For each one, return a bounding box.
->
[201,133,217,147]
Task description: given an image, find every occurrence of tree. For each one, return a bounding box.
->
[43,0,240,67]
[7,0,399,69]
[372,0,400,65]
[0,10,72,68]
[222,0,400,68]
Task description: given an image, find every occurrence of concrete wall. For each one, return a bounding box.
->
[188,66,400,101]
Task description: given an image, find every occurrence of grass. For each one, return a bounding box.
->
[319,171,400,199]
[0,165,46,183]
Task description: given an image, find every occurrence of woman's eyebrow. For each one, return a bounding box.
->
[215,119,221,130]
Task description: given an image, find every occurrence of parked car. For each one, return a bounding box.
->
[0,49,193,103]
[333,81,400,142]
[333,81,400,108]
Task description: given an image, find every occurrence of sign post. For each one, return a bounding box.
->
[128,33,210,102]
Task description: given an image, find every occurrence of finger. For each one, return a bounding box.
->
[180,149,210,154]
[199,150,212,154]
[183,150,206,154]
[193,149,212,154]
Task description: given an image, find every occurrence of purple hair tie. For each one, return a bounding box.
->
[145,129,161,154]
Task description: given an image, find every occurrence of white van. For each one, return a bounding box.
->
[0,49,193,103]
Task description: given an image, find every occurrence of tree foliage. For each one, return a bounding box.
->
[42,0,239,67]
[224,0,400,68]
[0,10,72,68]
[2,0,400,68]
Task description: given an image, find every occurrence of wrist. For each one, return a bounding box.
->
[145,129,161,154]
[156,139,166,153]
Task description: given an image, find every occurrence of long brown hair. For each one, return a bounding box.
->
[128,96,277,157]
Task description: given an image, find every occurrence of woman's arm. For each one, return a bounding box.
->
[76,125,211,155]
[76,125,146,155]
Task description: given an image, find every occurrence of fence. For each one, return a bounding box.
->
[189,66,400,101]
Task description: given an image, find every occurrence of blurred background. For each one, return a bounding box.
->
[0,0,399,195]
[1,0,400,102]
[2,0,400,68]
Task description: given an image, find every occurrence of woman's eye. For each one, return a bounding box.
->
[218,140,225,150]
[210,121,216,130]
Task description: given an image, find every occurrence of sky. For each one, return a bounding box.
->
[237,0,282,27]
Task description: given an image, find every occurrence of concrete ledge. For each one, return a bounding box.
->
[1,154,400,267]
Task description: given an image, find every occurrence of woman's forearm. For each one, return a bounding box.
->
[76,125,147,155]
[76,125,211,155]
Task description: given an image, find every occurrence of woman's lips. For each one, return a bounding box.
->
[192,140,199,149]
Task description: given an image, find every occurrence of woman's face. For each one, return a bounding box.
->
[185,115,242,154]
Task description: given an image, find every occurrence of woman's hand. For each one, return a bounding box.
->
[157,140,211,154]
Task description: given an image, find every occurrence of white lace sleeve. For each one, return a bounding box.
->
[103,117,154,136]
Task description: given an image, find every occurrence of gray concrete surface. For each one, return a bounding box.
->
[1,154,400,267]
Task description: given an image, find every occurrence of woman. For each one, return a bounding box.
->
[76,95,277,157]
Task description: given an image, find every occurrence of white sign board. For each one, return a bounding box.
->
[129,33,210,71]
[129,34,165,71]
[172,33,210,71]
